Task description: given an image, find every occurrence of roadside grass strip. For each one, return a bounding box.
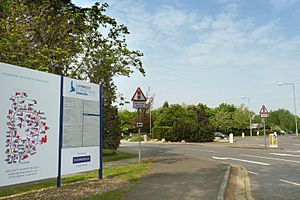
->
[241,154,300,164]
[212,156,270,166]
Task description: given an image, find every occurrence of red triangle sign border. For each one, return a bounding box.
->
[131,87,147,102]
[259,105,269,114]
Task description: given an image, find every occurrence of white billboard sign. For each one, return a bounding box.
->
[0,62,60,187]
[62,77,100,175]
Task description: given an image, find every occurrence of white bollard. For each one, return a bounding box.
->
[144,134,147,142]
[242,132,245,138]
[229,133,234,143]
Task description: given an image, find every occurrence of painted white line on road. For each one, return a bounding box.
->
[270,153,300,157]
[248,171,259,175]
[280,179,300,186]
[241,154,300,164]
[199,149,218,153]
[293,144,300,146]
[284,150,300,153]
[212,156,270,166]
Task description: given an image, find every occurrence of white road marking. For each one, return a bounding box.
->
[248,171,259,175]
[241,154,300,164]
[280,179,300,186]
[293,144,300,146]
[270,153,300,157]
[212,156,270,166]
[283,150,300,153]
[199,149,218,153]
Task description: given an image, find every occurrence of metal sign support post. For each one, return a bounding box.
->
[259,105,269,148]
[98,83,103,179]
[138,108,141,164]
[57,76,64,188]
[131,87,147,165]
[263,118,266,147]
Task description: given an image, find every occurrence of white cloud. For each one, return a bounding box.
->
[269,0,298,10]
[91,0,300,110]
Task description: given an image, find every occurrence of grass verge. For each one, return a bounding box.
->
[0,150,138,198]
[103,149,136,162]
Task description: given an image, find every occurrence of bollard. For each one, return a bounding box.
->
[242,132,245,138]
[229,133,234,143]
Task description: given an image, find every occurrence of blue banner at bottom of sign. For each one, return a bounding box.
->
[73,155,91,164]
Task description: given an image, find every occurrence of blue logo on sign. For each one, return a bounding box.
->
[70,81,76,92]
[73,155,91,164]
[69,81,96,96]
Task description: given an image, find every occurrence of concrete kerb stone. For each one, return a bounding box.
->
[217,165,231,200]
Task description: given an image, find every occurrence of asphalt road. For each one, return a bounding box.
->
[120,135,300,200]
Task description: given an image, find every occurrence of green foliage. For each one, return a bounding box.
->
[232,105,250,130]
[119,110,136,135]
[210,103,237,134]
[0,1,145,149]
[124,134,144,142]
[152,126,171,140]
[154,104,196,127]
[0,0,83,74]
[152,104,213,142]
[266,109,300,133]
[103,106,121,150]
[163,101,169,108]
[102,149,136,162]
[167,120,213,142]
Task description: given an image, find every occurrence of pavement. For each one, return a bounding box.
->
[124,154,230,200]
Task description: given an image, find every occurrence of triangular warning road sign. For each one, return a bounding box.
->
[259,105,269,114]
[131,87,147,102]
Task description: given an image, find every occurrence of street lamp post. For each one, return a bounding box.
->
[241,96,252,136]
[278,82,298,136]
[149,105,152,136]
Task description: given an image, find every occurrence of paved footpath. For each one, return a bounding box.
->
[124,154,228,200]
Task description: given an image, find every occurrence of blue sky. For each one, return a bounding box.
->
[73,0,300,114]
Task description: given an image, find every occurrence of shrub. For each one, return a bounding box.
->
[152,126,171,140]
[166,120,213,142]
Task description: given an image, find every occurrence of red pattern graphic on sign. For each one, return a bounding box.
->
[5,92,49,164]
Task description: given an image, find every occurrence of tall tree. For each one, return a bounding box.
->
[75,3,144,149]
[0,0,83,73]
[211,103,237,133]
[0,1,145,149]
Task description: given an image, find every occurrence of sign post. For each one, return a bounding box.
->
[259,105,269,147]
[131,87,147,164]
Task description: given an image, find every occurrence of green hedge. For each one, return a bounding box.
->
[167,120,214,142]
[152,121,214,142]
[152,126,171,140]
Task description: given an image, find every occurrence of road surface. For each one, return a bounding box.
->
[120,135,300,200]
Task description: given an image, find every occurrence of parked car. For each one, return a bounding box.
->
[214,132,229,140]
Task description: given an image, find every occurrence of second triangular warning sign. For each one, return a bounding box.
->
[131,87,147,102]
[259,105,269,114]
